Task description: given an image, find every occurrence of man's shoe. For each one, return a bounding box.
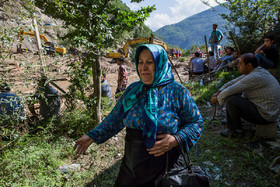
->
[219,129,243,137]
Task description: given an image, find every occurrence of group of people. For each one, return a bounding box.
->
[208,23,280,137]
[0,76,61,125]
[170,48,182,59]
[73,23,280,186]
[189,23,279,77]
[2,22,279,186]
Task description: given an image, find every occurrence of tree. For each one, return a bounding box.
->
[201,0,280,53]
[34,0,155,124]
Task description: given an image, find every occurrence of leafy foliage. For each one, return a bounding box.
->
[34,0,154,124]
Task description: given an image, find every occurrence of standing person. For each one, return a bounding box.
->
[179,49,182,58]
[211,53,280,137]
[115,57,128,99]
[170,48,175,58]
[209,23,224,60]
[254,34,279,69]
[74,44,204,186]
[175,49,179,59]
[28,76,61,120]
[0,82,24,124]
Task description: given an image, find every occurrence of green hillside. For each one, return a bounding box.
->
[155,5,230,50]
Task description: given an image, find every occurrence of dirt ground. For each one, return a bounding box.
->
[2,49,191,101]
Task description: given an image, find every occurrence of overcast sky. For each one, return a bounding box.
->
[121,0,224,31]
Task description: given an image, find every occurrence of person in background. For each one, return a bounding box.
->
[170,48,175,58]
[28,76,60,120]
[115,57,128,99]
[211,53,280,137]
[0,82,24,124]
[101,72,113,105]
[254,34,279,69]
[203,51,216,71]
[227,51,241,69]
[209,23,224,60]
[74,44,204,186]
[175,49,179,59]
[189,52,205,76]
[215,46,235,71]
[179,49,182,58]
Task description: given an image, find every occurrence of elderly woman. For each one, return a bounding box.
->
[74,44,204,186]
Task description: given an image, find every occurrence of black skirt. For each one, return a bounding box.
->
[115,128,180,187]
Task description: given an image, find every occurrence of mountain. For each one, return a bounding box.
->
[155,5,230,50]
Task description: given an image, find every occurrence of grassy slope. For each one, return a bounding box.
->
[1,72,280,186]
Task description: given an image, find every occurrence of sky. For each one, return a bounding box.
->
[121,0,224,31]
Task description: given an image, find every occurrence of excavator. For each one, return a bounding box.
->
[106,34,183,84]
[106,34,167,58]
[17,29,66,55]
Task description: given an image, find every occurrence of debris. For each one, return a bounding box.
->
[269,156,280,175]
[58,164,81,173]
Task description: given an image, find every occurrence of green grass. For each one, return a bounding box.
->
[188,120,280,186]
[1,70,280,186]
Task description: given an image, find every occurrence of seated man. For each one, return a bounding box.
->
[227,51,240,69]
[189,52,206,76]
[101,72,113,105]
[215,46,235,71]
[211,53,280,137]
[29,76,61,120]
[203,51,216,71]
[0,82,24,124]
[254,34,279,69]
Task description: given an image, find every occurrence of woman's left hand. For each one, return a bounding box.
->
[147,134,179,157]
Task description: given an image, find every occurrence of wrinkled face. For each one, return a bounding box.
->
[138,49,155,85]
[238,56,250,75]
[264,38,274,48]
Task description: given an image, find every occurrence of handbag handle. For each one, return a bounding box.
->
[164,135,194,173]
[173,135,193,172]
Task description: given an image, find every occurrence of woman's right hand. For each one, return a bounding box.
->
[73,135,94,154]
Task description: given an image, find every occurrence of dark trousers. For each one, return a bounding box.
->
[225,95,271,130]
[255,53,275,69]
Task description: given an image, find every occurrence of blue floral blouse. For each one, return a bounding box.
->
[87,81,204,150]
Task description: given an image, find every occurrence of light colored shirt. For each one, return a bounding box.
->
[203,56,216,69]
[217,66,280,122]
[191,57,204,72]
[101,80,113,100]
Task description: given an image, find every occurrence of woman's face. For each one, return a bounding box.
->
[138,49,155,85]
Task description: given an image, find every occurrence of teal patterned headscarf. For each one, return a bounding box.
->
[119,44,174,149]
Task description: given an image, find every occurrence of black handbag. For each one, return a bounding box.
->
[155,136,209,187]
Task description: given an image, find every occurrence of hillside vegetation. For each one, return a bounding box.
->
[155,5,230,50]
